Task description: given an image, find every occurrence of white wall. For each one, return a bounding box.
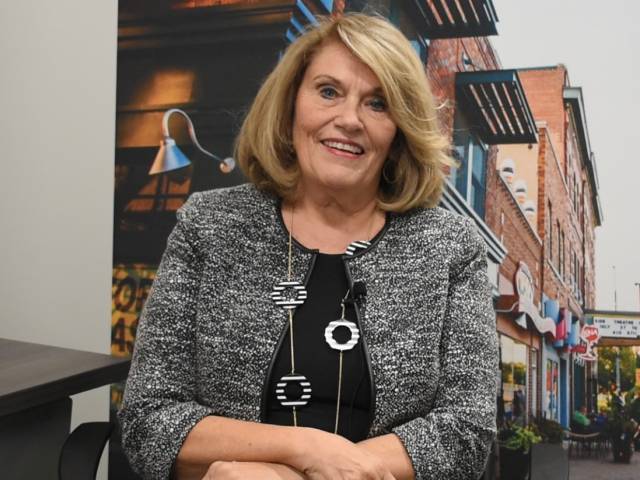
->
[0,2,118,478]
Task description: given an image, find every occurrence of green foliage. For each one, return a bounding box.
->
[605,392,638,436]
[606,392,639,463]
[597,347,637,393]
[629,395,640,423]
[531,417,564,444]
[499,424,542,453]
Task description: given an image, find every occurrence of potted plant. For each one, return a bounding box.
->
[530,417,569,480]
[606,392,637,463]
[628,392,640,451]
[499,423,542,480]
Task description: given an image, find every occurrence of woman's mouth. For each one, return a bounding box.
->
[321,139,364,158]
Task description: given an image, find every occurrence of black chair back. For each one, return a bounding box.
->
[58,422,113,480]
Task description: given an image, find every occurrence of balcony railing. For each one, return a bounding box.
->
[407,0,499,39]
[455,69,538,144]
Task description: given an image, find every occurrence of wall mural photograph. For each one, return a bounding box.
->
[108,1,640,479]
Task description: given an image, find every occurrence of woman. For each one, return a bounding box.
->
[119,13,498,480]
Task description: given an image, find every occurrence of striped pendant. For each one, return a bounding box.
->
[276,373,312,407]
[345,240,371,256]
[270,280,308,310]
[324,319,360,351]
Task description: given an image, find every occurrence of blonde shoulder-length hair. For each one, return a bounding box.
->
[235,13,453,212]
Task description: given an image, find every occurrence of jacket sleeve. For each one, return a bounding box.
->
[118,192,216,479]
[392,218,499,480]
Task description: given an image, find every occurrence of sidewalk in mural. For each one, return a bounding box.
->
[569,453,640,479]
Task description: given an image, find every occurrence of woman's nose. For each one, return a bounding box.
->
[334,99,364,132]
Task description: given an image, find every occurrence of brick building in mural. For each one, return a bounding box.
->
[423,25,549,427]
[421,24,602,430]
[497,65,603,423]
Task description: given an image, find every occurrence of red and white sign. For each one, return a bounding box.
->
[574,324,599,362]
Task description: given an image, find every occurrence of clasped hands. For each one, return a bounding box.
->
[201,427,397,480]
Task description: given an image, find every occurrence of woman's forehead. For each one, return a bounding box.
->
[304,40,382,91]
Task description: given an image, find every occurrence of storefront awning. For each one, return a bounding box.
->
[408,0,498,38]
[497,295,556,338]
[286,0,333,43]
[455,69,538,144]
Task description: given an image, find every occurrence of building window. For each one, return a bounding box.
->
[580,263,585,303]
[556,221,560,270]
[577,255,579,283]
[582,188,587,235]
[530,349,538,418]
[560,231,565,278]
[451,112,488,219]
[547,201,553,260]
[580,191,584,228]
[568,171,573,210]
[572,251,580,299]
[500,335,528,425]
[388,3,429,64]
[557,223,564,277]
[566,139,572,180]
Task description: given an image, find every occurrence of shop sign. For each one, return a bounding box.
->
[593,317,640,339]
[553,308,570,348]
[572,324,599,362]
[515,262,535,304]
[568,316,581,347]
[513,262,556,336]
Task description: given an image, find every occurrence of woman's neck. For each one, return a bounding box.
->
[282,187,385,254]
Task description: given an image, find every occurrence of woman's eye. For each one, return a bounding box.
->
[368,97,387,112]
[319,86,338,99]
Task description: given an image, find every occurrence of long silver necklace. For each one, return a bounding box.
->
[271,205,374,434]
[325,289,360,433]
[270,206,309,427]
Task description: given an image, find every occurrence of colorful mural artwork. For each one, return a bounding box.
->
[546,358,559,421]
[110,264,156,418]
[111,264,156,358]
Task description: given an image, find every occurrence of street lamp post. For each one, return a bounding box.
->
[634,282,640,311]
[615,346,621,391]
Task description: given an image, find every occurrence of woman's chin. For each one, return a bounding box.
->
[317,176,372,194]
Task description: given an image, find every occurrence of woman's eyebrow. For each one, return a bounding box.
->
[311,74,384,96]
[312,74,342,86]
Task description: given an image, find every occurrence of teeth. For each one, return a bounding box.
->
[323,140,363,154]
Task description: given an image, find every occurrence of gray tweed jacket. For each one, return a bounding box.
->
[118,183,498,480]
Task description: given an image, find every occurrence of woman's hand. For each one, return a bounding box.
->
[287,427,397,480]
[202,461,305,480]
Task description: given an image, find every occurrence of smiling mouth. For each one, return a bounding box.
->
[321,140,364,155]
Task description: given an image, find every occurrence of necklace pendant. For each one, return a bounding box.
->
[270,280,308,310]
[276,373,312,407]
[324,319,360,351]
[345,240,371,256]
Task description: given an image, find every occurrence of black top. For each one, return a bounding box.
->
[264,253,372,441]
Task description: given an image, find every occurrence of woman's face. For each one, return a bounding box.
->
[292,39,397,198]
